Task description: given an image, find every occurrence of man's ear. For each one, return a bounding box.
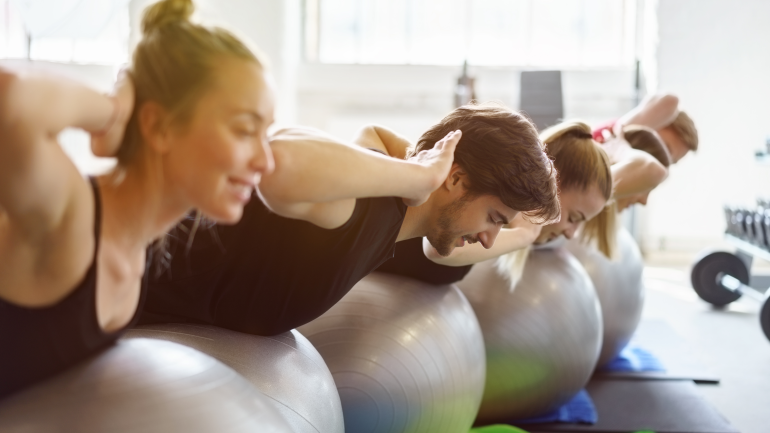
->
[444,163,467,194]
[138,101,173,154]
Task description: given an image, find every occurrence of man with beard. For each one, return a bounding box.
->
[138,102,560,336]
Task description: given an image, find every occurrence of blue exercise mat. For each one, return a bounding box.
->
[594,320,719,383]
[600,344,665,373]
[511,390,598,425]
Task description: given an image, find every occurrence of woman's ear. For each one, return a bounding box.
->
[138,101,173,154]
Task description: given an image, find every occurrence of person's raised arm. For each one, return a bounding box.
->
[616,93,679,133]
[611,148,668,199]
[422,213,543,266]
[257,127,461,229]
[353,124,412,159]
[0,68,125,228]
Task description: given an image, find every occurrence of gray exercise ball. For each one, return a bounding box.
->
[566,227,645,367]
[297,272,486,433]
[0,338,291,433]
[457,247,602,423]
[124,324,344,433]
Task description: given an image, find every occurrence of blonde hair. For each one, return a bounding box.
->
[496,121,615,289]
[118,0,265,166]
[668,111,698,151]
[495,246,531,290]
[541,121,616,258]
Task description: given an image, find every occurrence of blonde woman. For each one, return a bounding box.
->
[0,0,279,398]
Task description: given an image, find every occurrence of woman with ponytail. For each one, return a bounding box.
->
[0,0,276,398]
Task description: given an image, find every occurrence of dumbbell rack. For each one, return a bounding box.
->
[691,158,770,342]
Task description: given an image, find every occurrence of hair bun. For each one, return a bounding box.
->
[142,0,195,35]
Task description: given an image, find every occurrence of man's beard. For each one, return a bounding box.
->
[426,195,472,257]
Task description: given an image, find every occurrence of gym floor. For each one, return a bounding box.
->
[643,253,770,433]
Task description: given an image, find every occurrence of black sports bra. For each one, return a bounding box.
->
[0,178,146,399]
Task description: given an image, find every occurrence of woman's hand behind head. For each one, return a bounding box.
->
[90,70,134,158]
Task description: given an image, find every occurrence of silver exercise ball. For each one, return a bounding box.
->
[457,247,602,423]
[0,338,291,433]
[124,324,344,433]
[297,272,486,433]
[566,227,645,367]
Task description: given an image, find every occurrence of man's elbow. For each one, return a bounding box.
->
[258,143,296,198]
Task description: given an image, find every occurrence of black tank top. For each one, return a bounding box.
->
[139,194,408,336]
[376,236,473,285]
[0,178,146,399]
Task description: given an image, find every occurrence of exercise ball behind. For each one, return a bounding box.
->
[0,339,291,433]
[125,324,344,433]
[457,248,602,423]
[566,227,645,367]
[298,272,486,433]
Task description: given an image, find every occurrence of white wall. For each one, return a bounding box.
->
[296,64,637,144]
[128,0,302,124]
[641,0,770,253]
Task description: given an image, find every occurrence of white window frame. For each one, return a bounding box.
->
[305,0,640,69]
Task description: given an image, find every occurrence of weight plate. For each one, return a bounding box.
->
[760,296,770,343]
[690,251,748,306]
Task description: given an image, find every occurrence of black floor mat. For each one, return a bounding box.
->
[594,320,720,384]
[520,379,738,433]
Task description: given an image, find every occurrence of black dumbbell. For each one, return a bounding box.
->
[762,210,770,250]
[732,209,746,238]
[724,206,735,236]
[743,210,754,242]
[753,209,767,246]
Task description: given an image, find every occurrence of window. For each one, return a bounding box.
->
[1,0,129,65]
[308,0,638,67]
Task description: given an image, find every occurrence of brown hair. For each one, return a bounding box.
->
[118,0,265,166]
[623,125,672,167]
[411,102,560,224]
[539,121,616,258]
[667,111,698,151]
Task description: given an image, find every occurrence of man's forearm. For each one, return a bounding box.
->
[258,134,432,205]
